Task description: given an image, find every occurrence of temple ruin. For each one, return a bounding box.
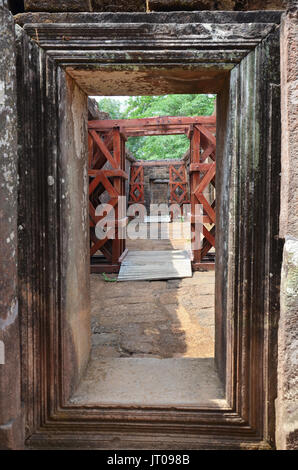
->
[0,0,297,450]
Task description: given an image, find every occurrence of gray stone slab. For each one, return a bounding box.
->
[70,357,225,406]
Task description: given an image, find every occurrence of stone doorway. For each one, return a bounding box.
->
[7,10,283,449]
[150,179,169,206]
[84,100,219,405]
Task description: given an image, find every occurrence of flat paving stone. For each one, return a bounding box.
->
[70,358,225,407]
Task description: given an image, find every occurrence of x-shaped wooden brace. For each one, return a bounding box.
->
[89,129,119,170]
[129,184,143,203]
[171,183,187,204]
[171,165,185,181]
[197,125,216,162]
[89,171,120,256]
[194,163,216,228]
[169,165,189,205]
[129,165,144,204]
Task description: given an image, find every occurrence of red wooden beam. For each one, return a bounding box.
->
[88,169,128,179]
[122,128,190,137]
[95,126,216,138]
[133,160,183,167]
[88,115,216,132]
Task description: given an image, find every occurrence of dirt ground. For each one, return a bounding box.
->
[90,221,215,359]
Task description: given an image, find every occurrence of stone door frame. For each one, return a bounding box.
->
[15,11,283,449]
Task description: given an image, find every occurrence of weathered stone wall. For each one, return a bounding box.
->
[145,163,169,211]
[276,238,298,449]
[140,161,177,212]
[0,2,23,450]
[59,74,91,401]
[87,97,109,121]
[22,0,286,12]
[276,6,298,450]
[279,9,298,239]
[214,79,230,387]
[14,15,91,430]
[215,30,282,447]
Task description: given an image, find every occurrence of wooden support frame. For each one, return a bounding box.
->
[93,115,215,269]
[190,125,216,270]
[15,11,283,450]
[88,126,128,273]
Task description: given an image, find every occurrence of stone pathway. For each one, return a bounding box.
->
[90,270,215,360]
[74,224,220,407]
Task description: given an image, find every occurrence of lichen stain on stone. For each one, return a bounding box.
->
[0,299,18,329]
[285,237,298,268]
[0,79,5,104]
[71,84,86,160]
[285,252,298,295]
[82,164,88,236]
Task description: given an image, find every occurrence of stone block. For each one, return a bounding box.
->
[280,10,298,239]
[25,0,146,12]
[24,0,92,11]
[92,0,146,11]
[148,0,286,10]
[276,237,298,449]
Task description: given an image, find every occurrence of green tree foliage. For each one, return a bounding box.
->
[124,94,215,119]
[96,97,123,119]
[96,94,215,160]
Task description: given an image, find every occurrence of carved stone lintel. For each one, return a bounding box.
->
[15,10,284,25]
[23,0,287,13]
[14,14,281,97]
